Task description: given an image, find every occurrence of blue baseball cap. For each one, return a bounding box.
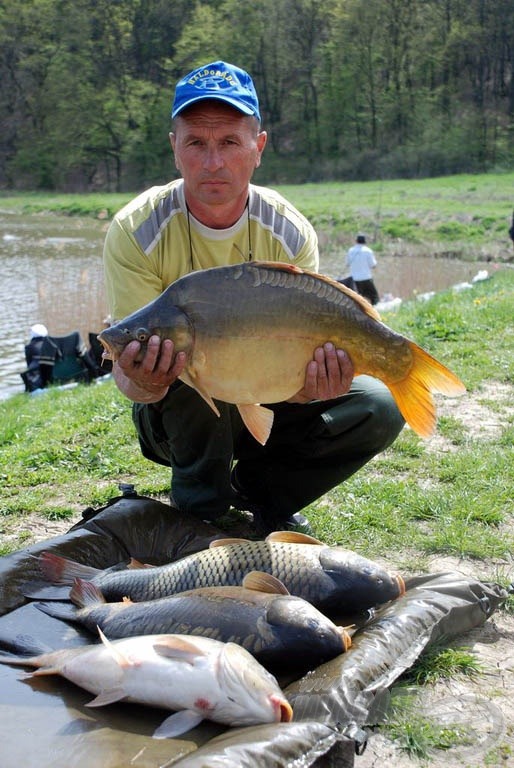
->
[172,61,261,122]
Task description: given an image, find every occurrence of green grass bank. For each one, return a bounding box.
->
[2,171,514,258]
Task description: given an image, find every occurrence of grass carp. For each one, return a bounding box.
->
[0,629,292,738]
[36,571,351,674]
[38,531,405,613]
[98,261,465,444]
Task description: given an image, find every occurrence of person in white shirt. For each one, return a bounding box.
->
[346,233,380,305]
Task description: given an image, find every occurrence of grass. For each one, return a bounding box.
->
[383,690,477,760]
[401,646,483,687]
[381,647,488,761]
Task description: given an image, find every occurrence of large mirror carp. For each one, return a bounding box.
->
[99,262,465,444]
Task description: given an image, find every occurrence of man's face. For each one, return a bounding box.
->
[170,101,267,209]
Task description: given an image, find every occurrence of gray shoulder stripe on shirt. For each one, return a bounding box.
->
[249,195,306,260]
[133,190,181,255]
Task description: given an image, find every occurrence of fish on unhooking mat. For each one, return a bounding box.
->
[0,629,293,738]
[36,570,352,674]
[98,261,465,444]
[38,531,405,613]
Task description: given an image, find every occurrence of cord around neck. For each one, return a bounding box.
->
[186,200,252,270]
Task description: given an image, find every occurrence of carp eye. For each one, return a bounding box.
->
[136,328,149,342]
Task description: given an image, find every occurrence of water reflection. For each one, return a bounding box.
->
[0,212,108,400]
[0,211,490,400]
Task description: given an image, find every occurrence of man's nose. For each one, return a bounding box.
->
[203,145,224,171]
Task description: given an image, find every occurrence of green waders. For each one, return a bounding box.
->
[133,375,405,523]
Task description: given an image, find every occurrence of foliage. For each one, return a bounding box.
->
[1,0,514,190]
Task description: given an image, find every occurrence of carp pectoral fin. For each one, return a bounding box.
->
[390,341,466,438]
[153,636,207,665]
[238,403,274,445]
[153,710,204,739]
[243,571,290,595]
[179,371,221,418]
[86,688,127,707]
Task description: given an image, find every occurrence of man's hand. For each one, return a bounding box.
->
[113,335,187,402]
[289,343,354,404]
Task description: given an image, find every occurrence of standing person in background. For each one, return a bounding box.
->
[346,234,380,305]
[103,61,404,536]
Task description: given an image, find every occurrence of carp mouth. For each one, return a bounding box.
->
[395,574,406,597]
[272,695,293,723]
[97,335,117,362]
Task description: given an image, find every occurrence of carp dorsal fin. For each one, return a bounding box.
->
[153,636,207,665]
[249,260,383,322]
[265,531,324,545]
[127,558,153,569]
[237,403,274,446]
[209,537,250,548]
[242,571,290,595]
[98,627,136,669]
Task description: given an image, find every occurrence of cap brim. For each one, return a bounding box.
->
[172,94,257,119]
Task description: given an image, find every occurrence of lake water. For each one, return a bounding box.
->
[0,210,491,400]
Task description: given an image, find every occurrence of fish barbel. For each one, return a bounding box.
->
[36,571,351,674]
[38,531,405,612]
[98,261,465,444]
[0,629,292,738]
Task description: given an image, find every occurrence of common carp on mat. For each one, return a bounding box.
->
[0,629,292,738]
[98,261,466,444]
[38,531,405,613]
[36,571,351,674]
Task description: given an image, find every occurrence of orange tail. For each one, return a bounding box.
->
[389,342,466,438]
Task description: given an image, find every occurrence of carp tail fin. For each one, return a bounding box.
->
[389,341,466,438]
[39,551,101,585]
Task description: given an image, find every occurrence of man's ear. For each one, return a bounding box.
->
[255,130,267,168]
[169,132,180,171]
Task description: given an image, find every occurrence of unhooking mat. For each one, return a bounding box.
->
[0,491,508,768]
